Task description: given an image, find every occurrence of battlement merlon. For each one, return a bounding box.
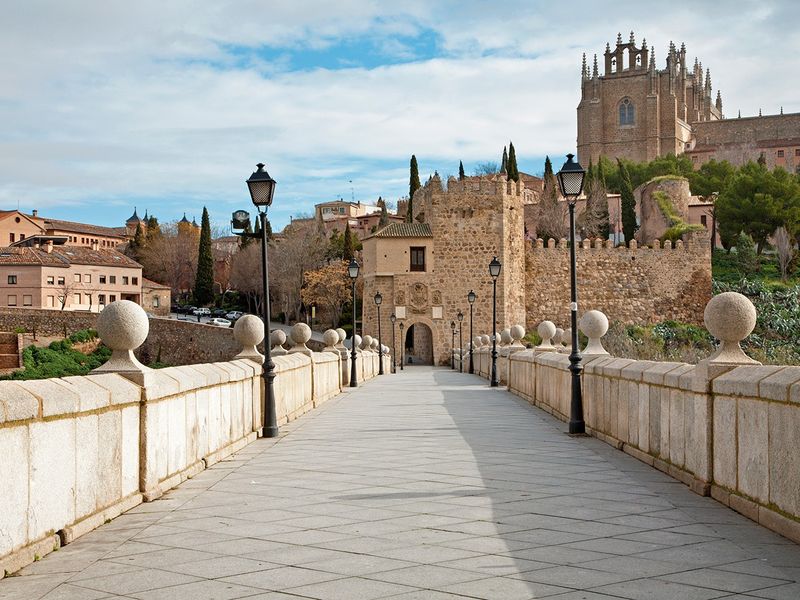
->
[530,229,710,252]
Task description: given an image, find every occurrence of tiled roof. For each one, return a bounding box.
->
[142,277,170,289]
[43,218,128,238]
[371,222,432,238]
[0,246,141,268]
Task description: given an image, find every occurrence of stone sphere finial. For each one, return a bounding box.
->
[510,325,525,348]
[233,314,265,363]
[561,328,572,352]
[93,300,150,376]
[474,336,482,348]
[579,310,609,356]
[289,322,313,356]
[481,334,490,346]
[271,329,288,356]
[704,292,760,364]
[500,328,512,346]
[335,328,347,348]
[351,334,363,352]
[322,329,339,353]
[362,335,374,350]
[553,327,564,346]
[370,338,379,350]
[536,320,557,351]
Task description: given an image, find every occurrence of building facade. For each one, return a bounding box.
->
[577,32,800,170]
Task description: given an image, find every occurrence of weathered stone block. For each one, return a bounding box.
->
[121,405,139,496]
[75,414,99,518]
[768,403,800,517]
[737,398,769,502]
[0,382,38,423]
[0,426,29,555]
[97,410,122,508]
[29,419,76,540]
[713,365,785,398]
[758,367,800,402]
[713,396,738,490]
[668,389,685,467]
[20,379,79,417]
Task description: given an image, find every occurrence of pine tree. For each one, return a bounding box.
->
[458,161,465,180]
[407,155,420,223]
[240,216,254,248]
[507,142,519,182]
[145,216,161,244]
[193,206,214,305]
[618,159,638,245]
[501,146,508,173]
[342,223,354,260]
[129,223,146,260]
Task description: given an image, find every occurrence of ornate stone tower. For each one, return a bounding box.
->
[577,32,722,164]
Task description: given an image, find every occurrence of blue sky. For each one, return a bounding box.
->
[0,1,797,233]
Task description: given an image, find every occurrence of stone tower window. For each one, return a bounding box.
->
[410,247,426,272]
[619,98,634,126]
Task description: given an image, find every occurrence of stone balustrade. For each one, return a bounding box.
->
[468,295,800,544]
[0,302,389,577]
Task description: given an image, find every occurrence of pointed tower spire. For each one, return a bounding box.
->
[781,106,784,115]
[759,108,762,117]
[592,54,598,78]
[641,37,647,50]
[716,90,723,112]
[629,30,635,45]
[738,110,741,118]
[705,68,712,92]
[649,47,656,72]
[581,53,588,80]
[605,42,611,53]
[617,32,623,45]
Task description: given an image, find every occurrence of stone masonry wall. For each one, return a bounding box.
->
[525,230,711,328]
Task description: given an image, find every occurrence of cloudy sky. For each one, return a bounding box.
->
[0,1,797,231]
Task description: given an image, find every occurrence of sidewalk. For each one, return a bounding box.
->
[2,367,800,599]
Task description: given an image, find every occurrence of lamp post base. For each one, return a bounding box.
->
[262,426,279,438]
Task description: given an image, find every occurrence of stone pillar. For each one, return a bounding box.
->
[335,328,350,386]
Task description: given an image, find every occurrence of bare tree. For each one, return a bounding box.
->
[138,222,199,299]
[229,243,263,313]
[56,279,79,310]
[535,176,568,241]
[774,226,797,281]
[473,162,499,176]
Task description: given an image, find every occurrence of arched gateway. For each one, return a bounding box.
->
[404,321,434,365]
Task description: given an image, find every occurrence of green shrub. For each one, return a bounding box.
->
[13,326,26,334]
[0,332,110,381]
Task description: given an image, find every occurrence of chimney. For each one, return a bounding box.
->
[32,209,38,218]
[91,240,99,251]
[45,240,53,254]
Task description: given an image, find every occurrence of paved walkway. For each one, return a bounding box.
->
[4,368,800,600]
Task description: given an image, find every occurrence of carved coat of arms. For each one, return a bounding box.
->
[409,283,428,313]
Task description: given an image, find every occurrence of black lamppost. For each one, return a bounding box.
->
[489,257,501,387]
[374,291,384,375]
[390,313,396,373]
[398,321,405,370]
[450,320,456,369]
[467,290,476,374]
[231,163,278,437]
[457,310,464,373]
[348,258,360,387]
[557,153,587,434]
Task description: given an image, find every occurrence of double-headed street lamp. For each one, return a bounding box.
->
[231,163,278,437]
[398,321,405,370]
[457,310,464,373]
[450,321,456,369]
[374,292,384,375]
[348,258,360,387]
[489,257,501,387]
[557,153,587,435]
[389,313,396,373]
[467,290,476,374]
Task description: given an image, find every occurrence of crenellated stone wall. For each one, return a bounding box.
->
[525,231,711,327]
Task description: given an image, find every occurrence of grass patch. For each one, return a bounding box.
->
[0,329,111,380]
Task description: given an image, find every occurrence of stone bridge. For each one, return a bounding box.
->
[2,296,800,599]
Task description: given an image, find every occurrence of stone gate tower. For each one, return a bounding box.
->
[577,32,722,164]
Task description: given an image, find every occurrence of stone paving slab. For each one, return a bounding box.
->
[3,367,800,599]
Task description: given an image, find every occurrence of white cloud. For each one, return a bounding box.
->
[0,1,797,230]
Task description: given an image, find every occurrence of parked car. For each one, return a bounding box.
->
[225,311,243,321]
[208,317,231,327]
[192,307,211,316]
[212,308,228,318]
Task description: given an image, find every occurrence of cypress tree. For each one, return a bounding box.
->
[458,161,465,180]
[240,216,253,248]
[544,155,554,179]
[618,159,638,244]
[501,146,508,173]
[407,155,420,223]
[129,223,146,260]
[145,216,161,244]
[378,197,388,227]
[507,142,519,182]
[193,206,214,305]
[343,223,354,260]
[263,217,273,240]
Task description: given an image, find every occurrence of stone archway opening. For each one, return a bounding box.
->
[404,322,433,366]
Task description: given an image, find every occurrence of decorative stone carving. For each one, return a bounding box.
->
[580,310,609,356]
[409,282,428,313]
[510,325,526,349]
[536,321,557,351]
[288,323,313,356]
[322,329,339,353]
[92,300,151,380]
[481,334,490,347]
[703,292,760,364]
[233,314,265,364]
[271,329,288,356]
[335,328,347,350]
[500,329,512,346]
[362,335,374,350]
[395,290,406,305]
[346,334,363,353]
[432,290,442,305]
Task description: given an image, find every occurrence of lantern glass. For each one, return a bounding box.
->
[348,258,360,279]
[489,257,502,279]
[457,311,464,322]
[451,321,456,331]
[467,290,476,304]
[374,292,382,306]
[390,313,396,323]
[556,153,586,199]
[246,163,277,207]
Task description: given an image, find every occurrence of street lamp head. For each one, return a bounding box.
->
[374,291,382,306]
[451,320,456,331]
[246,163,277,208]
[390,313,396,323]
[457,310,464,322]
[348,258,360,279]
[467,290,476,304]
[556,153,586,202]
[489,256,502,279]
[399,322,404,332]
[231,209,250,232]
